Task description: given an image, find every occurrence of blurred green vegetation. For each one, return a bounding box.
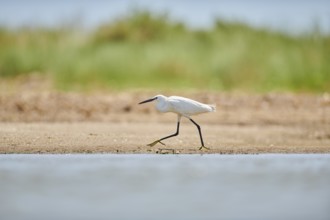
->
[0,11,329,92]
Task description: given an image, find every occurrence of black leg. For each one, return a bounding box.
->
[189,118,209,150]
[159,121,180,142]
[148,116,181,147]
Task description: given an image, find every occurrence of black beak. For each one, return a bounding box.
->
[139,97,157,104]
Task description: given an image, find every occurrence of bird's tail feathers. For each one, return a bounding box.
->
[208,104,216,112]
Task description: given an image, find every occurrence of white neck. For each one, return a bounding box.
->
[156,98,170,112]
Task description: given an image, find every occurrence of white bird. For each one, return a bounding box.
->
[139,94,216,150]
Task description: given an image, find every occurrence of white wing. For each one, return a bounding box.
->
[168,96,215,116]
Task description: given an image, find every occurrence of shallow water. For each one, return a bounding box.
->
[1,154,330,220]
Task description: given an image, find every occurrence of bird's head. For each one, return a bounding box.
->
[139,95,166,105]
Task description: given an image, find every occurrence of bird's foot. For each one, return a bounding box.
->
[199,145,210,151]
[147,140,166,147]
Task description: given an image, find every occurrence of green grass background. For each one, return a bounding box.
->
[0,11,329,92]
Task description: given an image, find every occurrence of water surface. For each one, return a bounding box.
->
[1,154,330,220]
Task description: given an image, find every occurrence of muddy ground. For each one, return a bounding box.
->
[0,82,329,153]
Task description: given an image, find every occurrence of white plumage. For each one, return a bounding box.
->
[139,94,216,150]
[165,95,215,115]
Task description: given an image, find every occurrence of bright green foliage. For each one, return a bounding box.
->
[0,11,329,92]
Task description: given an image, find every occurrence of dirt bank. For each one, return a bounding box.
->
[0,90,329,153]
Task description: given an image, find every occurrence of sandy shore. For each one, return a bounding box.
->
[1,122,330,154]
[1,90,329,154]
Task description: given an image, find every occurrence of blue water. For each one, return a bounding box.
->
[0,0,330,34]
[1,154,330,220]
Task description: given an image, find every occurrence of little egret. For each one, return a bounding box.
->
[139,95,216,150]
